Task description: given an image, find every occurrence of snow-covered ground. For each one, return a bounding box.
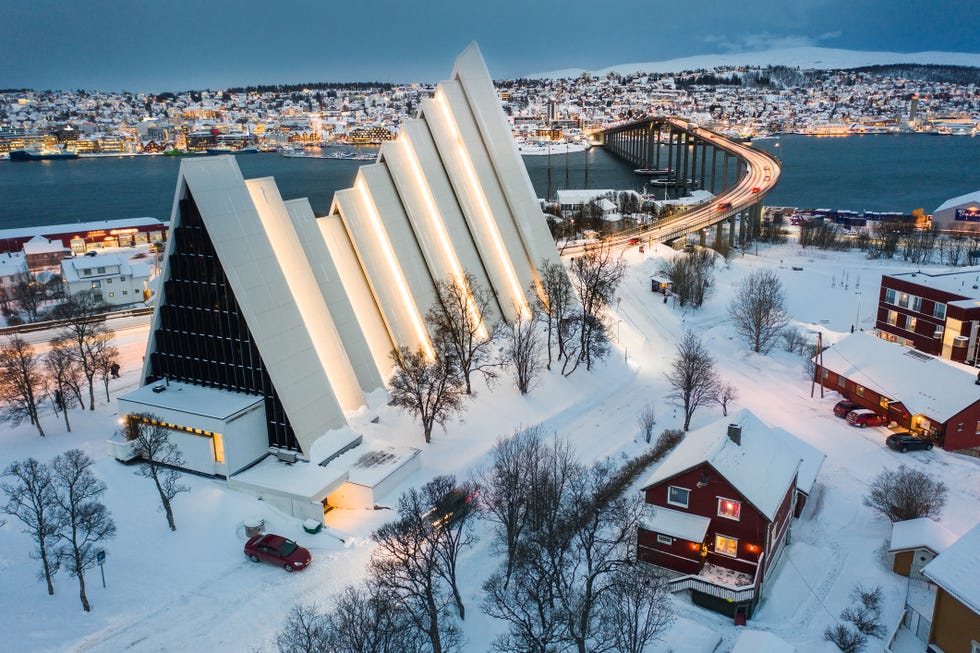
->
[1,240,978,652]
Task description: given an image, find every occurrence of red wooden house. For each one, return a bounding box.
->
[637,410,824,618]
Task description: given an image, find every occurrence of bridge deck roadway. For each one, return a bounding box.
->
[563,117,781,256]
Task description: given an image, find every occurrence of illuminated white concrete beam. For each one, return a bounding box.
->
[246,178,366,412]
[317,210,396,378]
[421,92,528,321]
[283,197,384,395]
[332,183,432,358]
[397,120,501,323]
[358,163,440,341]
[451,42,564,293]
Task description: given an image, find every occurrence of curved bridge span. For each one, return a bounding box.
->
[567,117,781,254]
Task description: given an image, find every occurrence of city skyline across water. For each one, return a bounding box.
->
[1,134,979,230]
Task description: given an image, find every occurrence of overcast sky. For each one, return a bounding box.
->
[2,0,977,92]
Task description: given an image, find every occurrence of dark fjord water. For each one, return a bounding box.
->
[1,134,978,229]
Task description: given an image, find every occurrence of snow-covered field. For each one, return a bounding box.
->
[2,240,978,652]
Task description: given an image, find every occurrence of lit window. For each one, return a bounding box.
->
[108,292,114,298]
[667,486,690,508]
[212,432,225,463]
[898,293,909,309]
[92,281,101,288]
[106,278,112,284]
[717,498,741,520]
[715,534,738,557]
[879,396,889,410]
[855,385,865,397]
[887,310,898,326]
[906,316,917,332]
[656,534,673,545]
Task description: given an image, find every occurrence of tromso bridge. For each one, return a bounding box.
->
[584,116,781,251]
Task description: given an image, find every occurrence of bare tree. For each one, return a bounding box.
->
[825,623,867,653]
[422,475,479,620]
[54,290,113,411]
[559,462,644,653]
[665,330,720,431]
[482,426,546,588]
[51,449,116,612]
[568,242,626,372]
[657,249,716,307]
[638,404,656,443]
[598,563,674,653]
[507,307,542,395]
[483,561,564,653]
[371,489,461,653]
[44,338,83,433]
[276,603,331,653]
[387,346,466,444]
[535,260,575,370]
[2,458,60,595]
[483,434,582,652]
[715,382,738,416]
[0,336,49,437]
[728,268,790,354]
[426,273,500,395]
[11,271,46,323]
[320,583,423,653]
[863,465,947,522]
[126,414,190,531]
[94,342,120,403]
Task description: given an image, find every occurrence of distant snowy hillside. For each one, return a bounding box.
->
[528,47,980,79]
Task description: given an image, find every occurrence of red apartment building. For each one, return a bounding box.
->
[637,410,824,619]
[876,268,980,365]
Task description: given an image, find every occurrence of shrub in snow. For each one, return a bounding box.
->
[863,465,947,522]
[824,623,867,652]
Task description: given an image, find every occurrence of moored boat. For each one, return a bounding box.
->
[9,149,79,161]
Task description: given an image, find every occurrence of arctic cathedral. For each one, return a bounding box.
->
[115,44,563,520]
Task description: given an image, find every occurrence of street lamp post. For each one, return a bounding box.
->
[854,291,862,332]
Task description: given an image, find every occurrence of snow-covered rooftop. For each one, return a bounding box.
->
[119,380,264,420]
[640,410,814,520]
[922,522,980,615]
[22,235,64,255]
[889,517,957,554]
[229,454,348,504]
[555,189,613,204]
[640,504,710,542]
[934,189,980,213]
[0,217,168,241]
[885,267,980,300]
[819,332,980,422]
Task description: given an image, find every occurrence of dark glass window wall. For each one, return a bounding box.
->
[147,190,299,451]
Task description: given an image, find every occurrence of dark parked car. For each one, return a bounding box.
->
[886,433,934,452]
[244,534,311,572]
[834,400,861,418]
[846,409,887,428]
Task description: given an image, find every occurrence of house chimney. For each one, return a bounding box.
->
[727,424,742,445]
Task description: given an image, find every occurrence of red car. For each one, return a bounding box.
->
[833,400,861,418]
[846,409,887,428]
[244,534,311,572]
